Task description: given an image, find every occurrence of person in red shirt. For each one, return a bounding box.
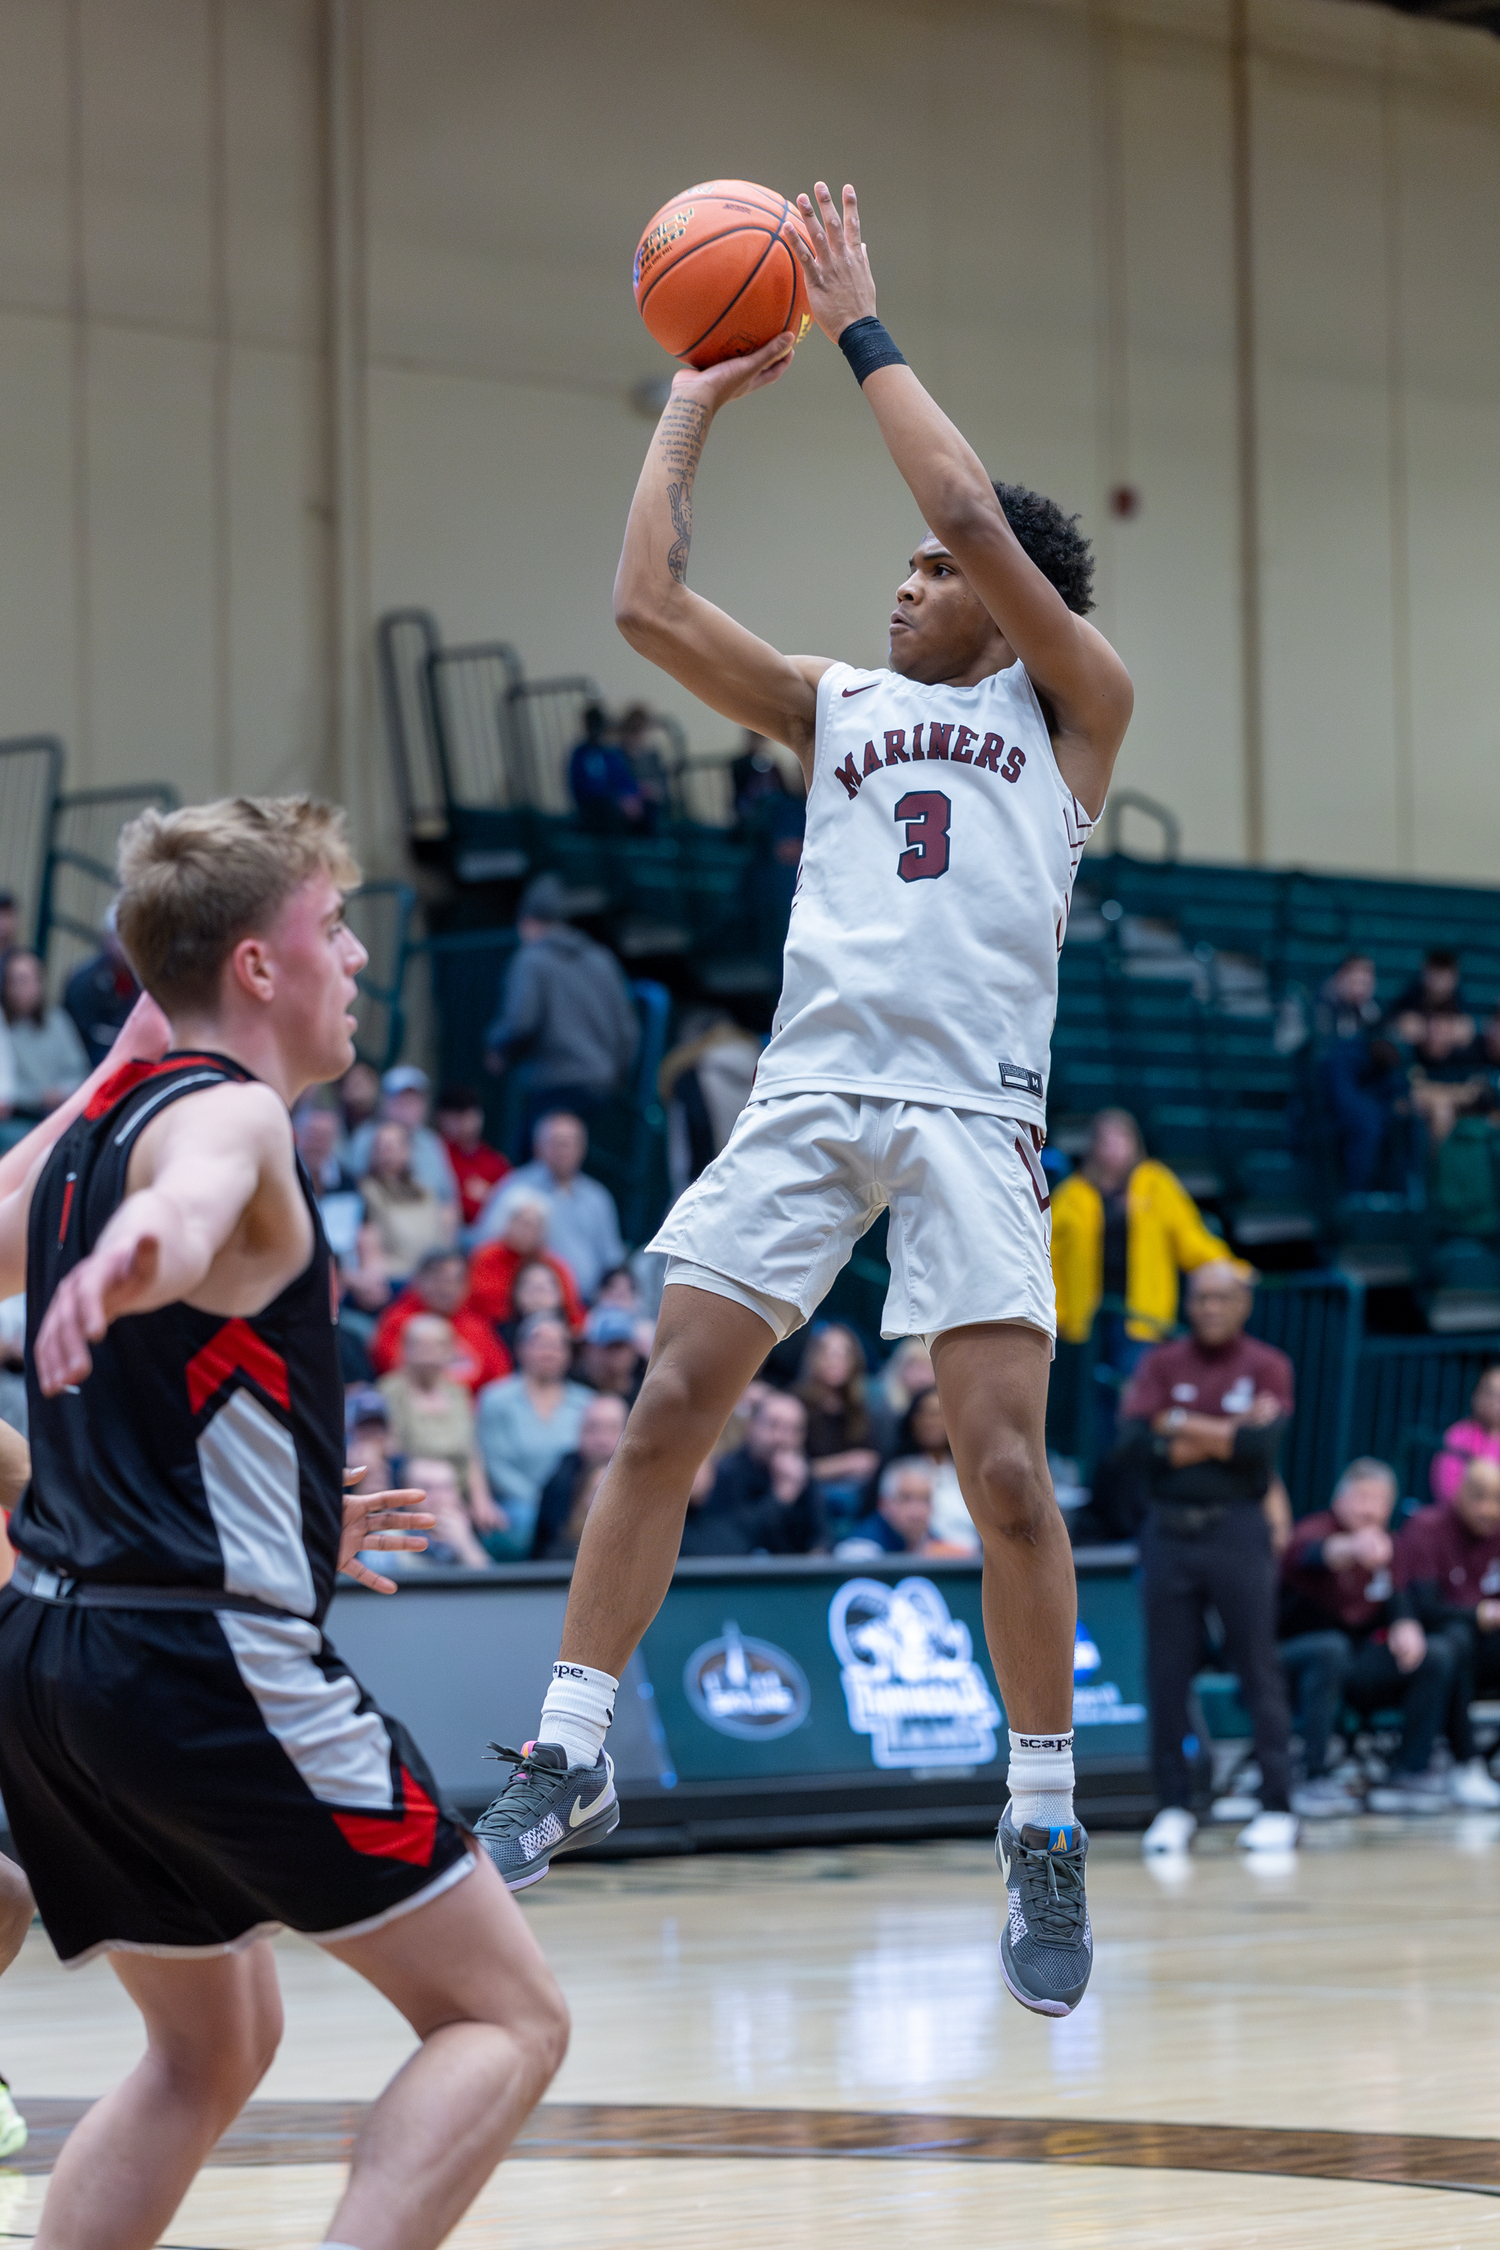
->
[467,1192,585,1336]
[370,1247,512,1393]
[1278,1457,1455,1815]
[1395,1455,1500,1808]
[434,1084,511,1230]
[1117,1261,1297,1856]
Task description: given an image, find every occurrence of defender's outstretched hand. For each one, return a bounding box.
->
[791,183,877,343]
[340,1468,435,1595]
[669,329,797,415]
[35,1232,161,1395]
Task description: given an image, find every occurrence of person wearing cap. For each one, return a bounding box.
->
[347,1063,460,1212]
[484,875,640,1150]
[474,1111,624,1300]
[577,1305,643,1404]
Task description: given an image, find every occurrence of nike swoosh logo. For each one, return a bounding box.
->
[841,683,876,697]
[997,1840,1012,1884]
[569,1780,613,1828]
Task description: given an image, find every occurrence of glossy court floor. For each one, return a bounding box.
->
[7,1819,1500,2246]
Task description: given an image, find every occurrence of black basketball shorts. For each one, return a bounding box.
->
[0,1587,472,1967]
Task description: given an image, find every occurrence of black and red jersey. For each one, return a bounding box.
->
[11,1052,347,1622]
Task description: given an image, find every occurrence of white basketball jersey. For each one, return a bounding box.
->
[750,659,1095,1130]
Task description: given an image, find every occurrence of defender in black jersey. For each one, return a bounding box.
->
[0,797,566,2250]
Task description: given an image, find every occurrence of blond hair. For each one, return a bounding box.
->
[115,795,360,1011]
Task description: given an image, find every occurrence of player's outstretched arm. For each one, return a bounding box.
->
[0,993,172,1300]
[33,1080,306,1396]
[792,182,1133,816]
[613,339,831,772]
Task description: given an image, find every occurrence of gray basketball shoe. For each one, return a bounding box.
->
[996,1803,1093,2017]
[473,1741,619,1890]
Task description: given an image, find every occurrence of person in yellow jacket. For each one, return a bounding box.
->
[1051,1110,1246,1348]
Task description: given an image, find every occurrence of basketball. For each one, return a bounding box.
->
[633,179,812,369]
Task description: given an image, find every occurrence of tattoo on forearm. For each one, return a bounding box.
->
[657,400,708,583]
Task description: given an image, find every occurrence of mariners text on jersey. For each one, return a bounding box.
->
[750,659,1096,1128]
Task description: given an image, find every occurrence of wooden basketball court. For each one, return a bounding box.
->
[5,1820,1499,2245]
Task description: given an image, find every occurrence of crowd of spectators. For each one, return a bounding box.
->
[1303,945,1500,1214]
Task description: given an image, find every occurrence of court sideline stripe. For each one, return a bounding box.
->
[8,2098,1500,2199]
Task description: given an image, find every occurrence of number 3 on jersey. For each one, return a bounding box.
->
[894,790,952,883]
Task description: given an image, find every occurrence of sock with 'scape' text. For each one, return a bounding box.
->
[538,1660,618,1772]
[1007,1728,1076,1831]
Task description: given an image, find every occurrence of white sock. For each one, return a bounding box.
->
[538,1660,618,1771]
[1007,1728,1076,1830]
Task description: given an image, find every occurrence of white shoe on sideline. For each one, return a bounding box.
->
[1236,1809,1299,1852]
[1142,1807,1197,1856]
[1449,1758,1500,1810]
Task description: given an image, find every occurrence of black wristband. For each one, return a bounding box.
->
[838,316,906,386]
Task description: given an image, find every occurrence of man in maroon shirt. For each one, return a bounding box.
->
[1279,1457,1456,1815]
[1394,1456,1500,1807]
[1117,1262,1297,1854]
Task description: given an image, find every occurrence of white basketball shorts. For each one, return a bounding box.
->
[646,1091,1056,1347]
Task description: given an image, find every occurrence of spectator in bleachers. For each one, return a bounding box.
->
[866,1340,936,1457]
[433,1083,511,1228]
[577,1305,643,1404]
[1390,946,1468,1032]
[895,1385,979,1554]
[476,1312,593,1560]
[659,1010,762,1199]
[64,908,141,1068]
[349,1065,459,1213]
[616,704,670,825]
[345,1387,397,1498]
[796,1324,883,1534]
[336,1059,382,1151]
[531,1392,629,1562]
[378,1314,503,1541]
[1432,1365,1500,1503]
[1405,1009,1484,1148]
[1051,1109,1239,1447]
[835,1459,971,1561]
[484,874,640,1147]
[696,1390,825,1558]
[370,1247,511,1392]
[1395,1457,1500,1808]
[498,1258,572,1357]
[1278,1458,1455,1817]
[1313,953,1383,1043]
[569,702,651,834]
[468,1188,585,1336]
[478,1110,623,1300]
[294,1103,369,1312]
[1122,1262,1298,1855]
[730,730,791,824]
[399,1457,493,1572]
[2,950,88,1118]
[594,1263,657,1359]
[358,1120,456,1288]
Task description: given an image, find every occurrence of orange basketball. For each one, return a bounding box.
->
[633,179,812,370]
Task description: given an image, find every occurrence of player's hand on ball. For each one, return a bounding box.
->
[670,330,796,415]
[791,182,877,344]
[339,1475,436,1595]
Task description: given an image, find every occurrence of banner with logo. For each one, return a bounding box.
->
[641,1559,1145,1785]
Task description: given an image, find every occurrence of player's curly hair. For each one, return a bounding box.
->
[992,481,1095,616]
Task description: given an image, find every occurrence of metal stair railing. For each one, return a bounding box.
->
[40,781,179,984]
[0,736,65,950]
[376,608,447,837]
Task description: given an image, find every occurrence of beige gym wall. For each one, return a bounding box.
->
[0,0,1494,884]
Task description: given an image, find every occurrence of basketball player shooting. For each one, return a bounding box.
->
[0,800,568,2250]
[478,182,1133,2019]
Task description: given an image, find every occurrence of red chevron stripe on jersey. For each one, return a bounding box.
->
[186,1318,292,1418]
[332,1769,441,1866]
